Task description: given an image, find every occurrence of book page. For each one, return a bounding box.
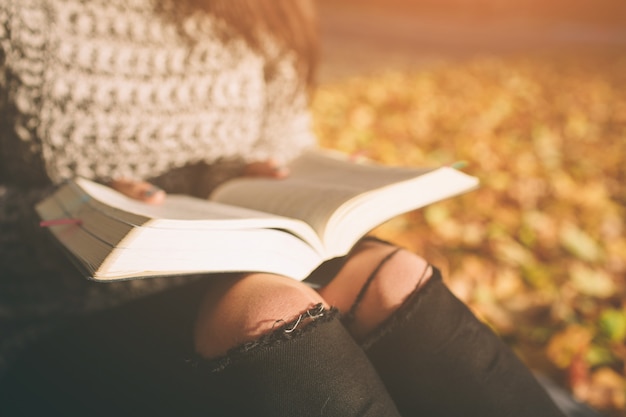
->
[72,179,321,248]
[38,191,324,281]
[75,179,283,224]
[288,150,434,190]
[97,227,324,281]
[210,150,434,237]
[322,167,479,255]
[52,176,339,256]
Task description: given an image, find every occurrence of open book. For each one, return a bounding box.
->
[36,150,479,281]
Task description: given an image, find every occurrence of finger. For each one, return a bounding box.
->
[139,184,166,204]
[108,179,166,205]
[243,160,290,178]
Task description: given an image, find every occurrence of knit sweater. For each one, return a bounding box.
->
[0,0,316,377]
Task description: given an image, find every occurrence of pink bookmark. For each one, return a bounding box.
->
[39,218,83,227]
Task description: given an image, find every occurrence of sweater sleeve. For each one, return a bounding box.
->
[249,51,317,164]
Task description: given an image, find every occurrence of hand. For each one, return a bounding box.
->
[107,159,285,204]
[108,178,166,205]
[242,159,290,179]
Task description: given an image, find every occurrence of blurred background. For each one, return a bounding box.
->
[312,1,626,416]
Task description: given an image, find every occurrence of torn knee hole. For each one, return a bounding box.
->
[273,303,327,333]
[343,250,433,333]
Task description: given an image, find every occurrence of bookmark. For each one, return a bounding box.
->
[450,160,469,170]
[40,218,83,227]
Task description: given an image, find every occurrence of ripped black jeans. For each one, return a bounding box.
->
[1,260,565,417]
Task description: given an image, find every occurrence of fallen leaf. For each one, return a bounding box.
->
[560,223,604,263]
[570,264,616,298]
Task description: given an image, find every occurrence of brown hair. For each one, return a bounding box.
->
[188,0,319,86]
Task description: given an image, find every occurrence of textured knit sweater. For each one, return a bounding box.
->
[0,0,316,376]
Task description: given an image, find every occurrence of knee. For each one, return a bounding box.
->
[319,240,432,338]
[364,248,432,313]
[194,273,328,359]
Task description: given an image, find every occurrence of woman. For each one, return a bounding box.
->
[0,0,565,415]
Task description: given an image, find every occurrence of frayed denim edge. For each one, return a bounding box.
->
[187,304,340,373]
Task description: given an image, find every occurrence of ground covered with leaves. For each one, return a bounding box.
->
[312,49,626,416]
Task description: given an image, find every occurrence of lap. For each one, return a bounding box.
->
[2,239,427,415]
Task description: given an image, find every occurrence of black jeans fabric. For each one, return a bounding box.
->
[0,278,401,417]
[195,305,403,417]
[359,268,566,417]
[1,270,565,417]
[0,278,211,417]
